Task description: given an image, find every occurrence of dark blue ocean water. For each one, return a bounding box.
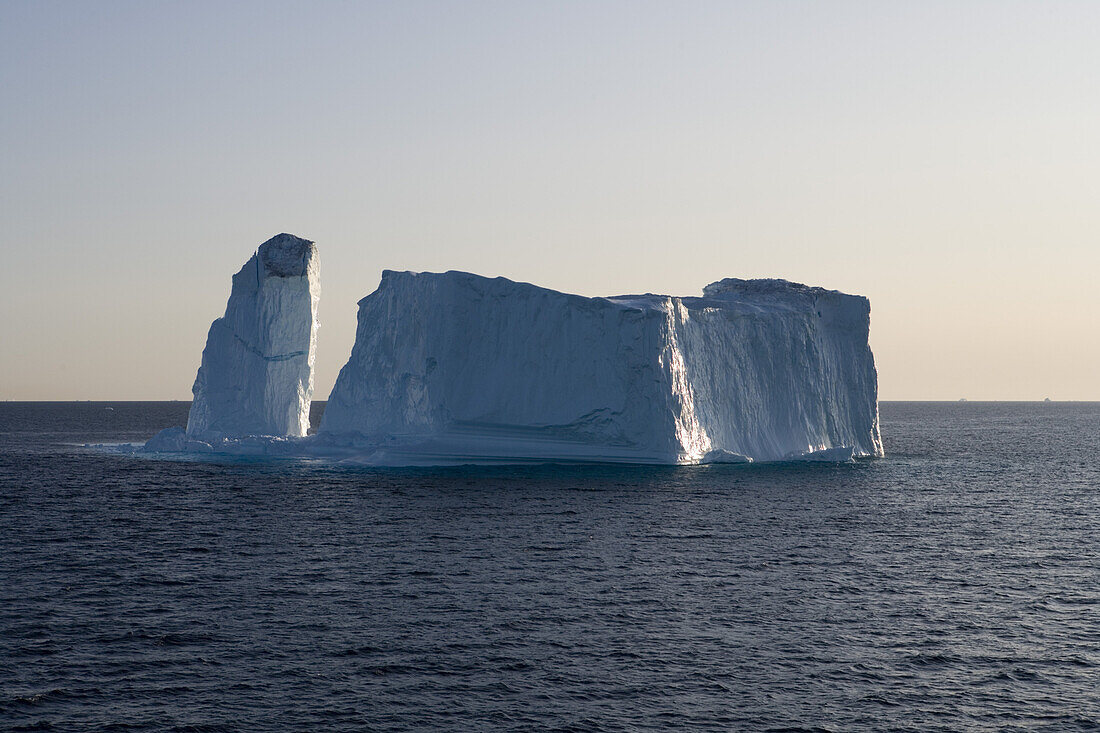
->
[2,402,1099,731]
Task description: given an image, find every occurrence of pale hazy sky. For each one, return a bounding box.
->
[2,1,1097,401]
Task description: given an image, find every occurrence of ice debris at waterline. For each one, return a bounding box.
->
[146,239,882,465]
[154,234,320,447]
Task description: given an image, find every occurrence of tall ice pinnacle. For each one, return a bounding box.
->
[186,234,320,438]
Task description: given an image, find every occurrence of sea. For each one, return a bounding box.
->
[1,401,1098,731]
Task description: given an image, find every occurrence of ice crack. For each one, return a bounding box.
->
[230,329,307,362]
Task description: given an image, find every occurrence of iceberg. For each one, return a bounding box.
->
[184,233,320,439]
[144,237,882,465]
[319,271,883,464]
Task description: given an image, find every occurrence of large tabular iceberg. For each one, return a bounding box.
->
[184,233,320,439]
[319,270,883,464]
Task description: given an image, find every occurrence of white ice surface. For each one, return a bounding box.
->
[317,270,882,465]
[147,258,881,465]
[183,233,319,439]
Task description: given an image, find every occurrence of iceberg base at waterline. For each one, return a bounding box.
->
[139,427,861,466]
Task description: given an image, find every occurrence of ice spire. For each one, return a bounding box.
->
[186,233,319,438]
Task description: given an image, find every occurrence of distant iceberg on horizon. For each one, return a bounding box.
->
[146,235,883,465]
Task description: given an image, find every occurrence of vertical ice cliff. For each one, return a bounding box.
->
[672,278,883,462]
[185,234,319,439]
[320,271,882,464]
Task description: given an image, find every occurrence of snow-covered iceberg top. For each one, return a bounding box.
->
[184,233,319,439]
[318,270,882,465]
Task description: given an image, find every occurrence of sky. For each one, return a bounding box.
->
[1,0,1098,401]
